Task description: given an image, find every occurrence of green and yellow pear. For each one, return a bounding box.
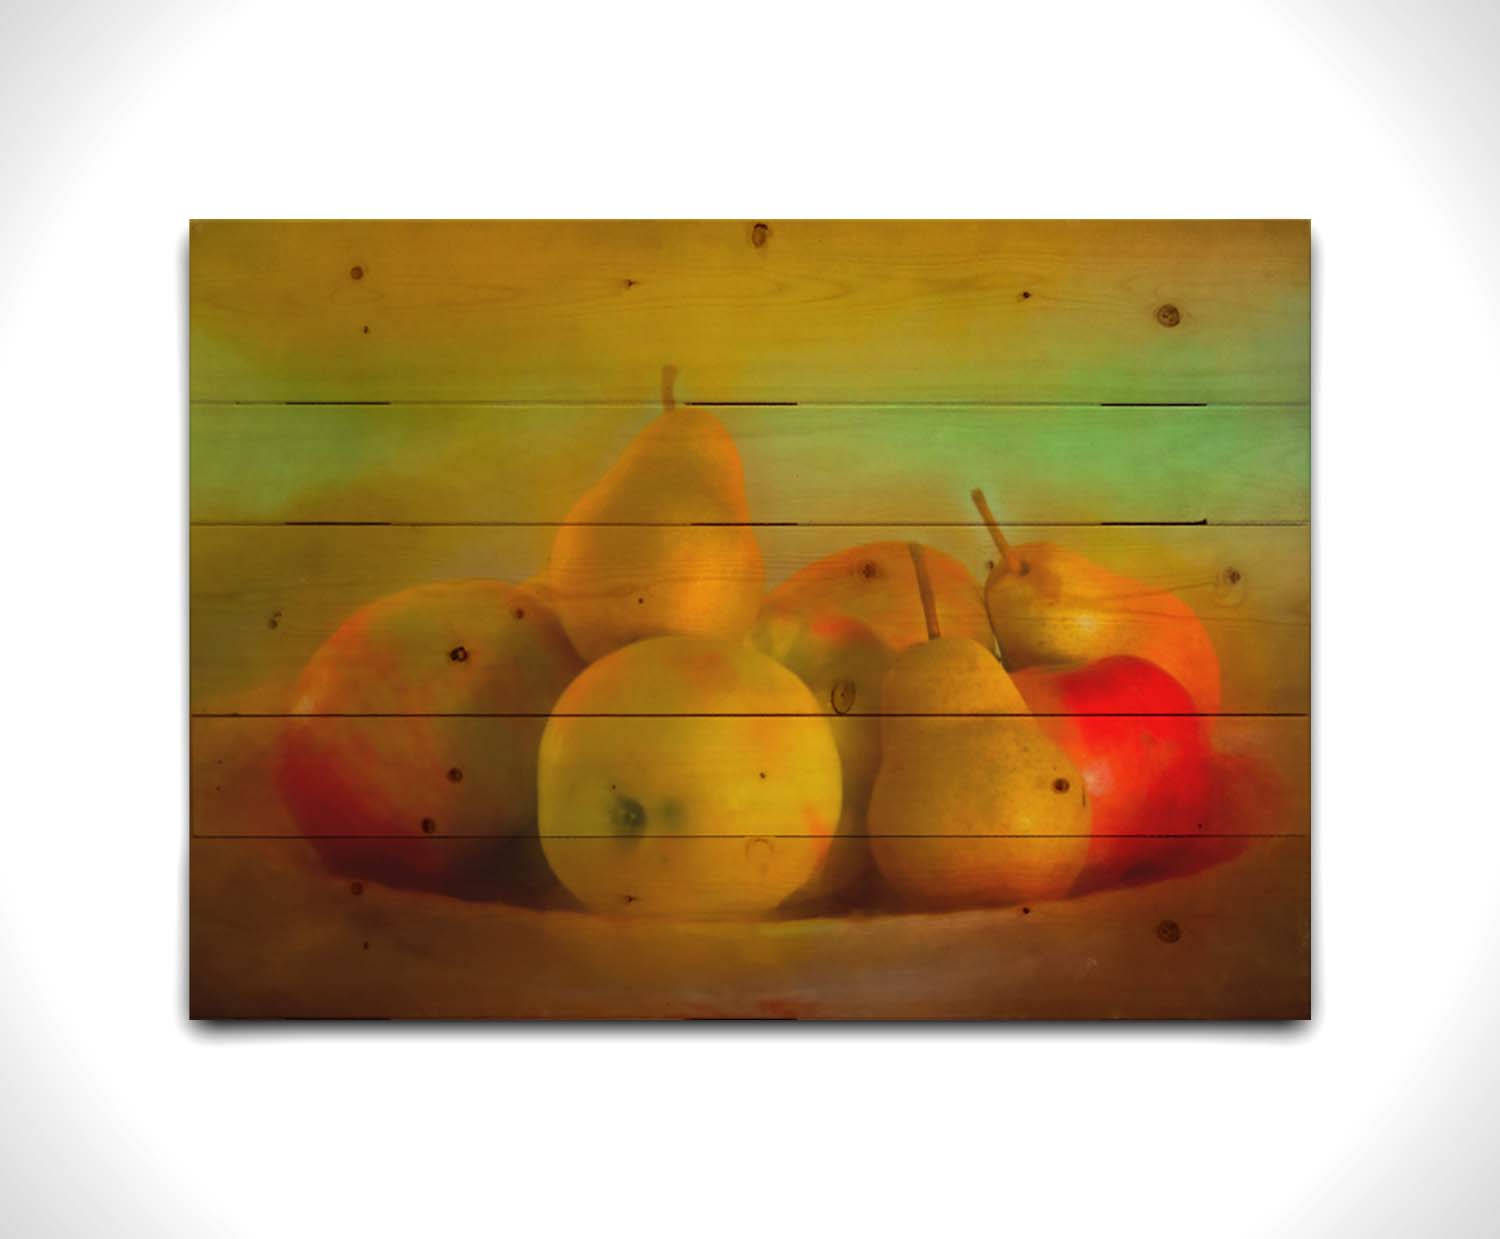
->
[971,489,1222,713]
[542,368,764,662]
[867,546,1091,908]
[538,636,843,919]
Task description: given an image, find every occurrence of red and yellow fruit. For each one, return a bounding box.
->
[1013,655,1215,892]
[278,580,584,898]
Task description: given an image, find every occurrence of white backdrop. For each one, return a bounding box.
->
[2,1,1497,1234]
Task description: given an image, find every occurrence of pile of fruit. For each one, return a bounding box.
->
[279,368,1259,919]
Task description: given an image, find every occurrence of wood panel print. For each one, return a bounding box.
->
[189,220,1311,1019]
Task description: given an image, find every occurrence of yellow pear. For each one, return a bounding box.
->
[538,636,842,919]
[867,546,1091,907]
[542,368,764,661]
[762,539,991,652]
[748,600,895,908]
[971,489,1222,713]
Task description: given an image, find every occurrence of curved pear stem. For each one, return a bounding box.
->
[661,365,678,411]
[907,542,942,641]
[971,487,1021,576]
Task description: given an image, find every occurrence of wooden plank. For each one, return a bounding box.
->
[189,833,1309,1018]
[192,714,1309,838]
[190,220,1309,405]
[190,523,1309,715]
[190,402,1310,525]
[188,219,1311,1020]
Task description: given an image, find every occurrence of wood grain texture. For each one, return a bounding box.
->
[190,220,1309,404]
[189,833,1309,1018]
[193,713,1308,837]
[188,220,1311,1019]
[190,523,1308,715]
[191,402,1310,525]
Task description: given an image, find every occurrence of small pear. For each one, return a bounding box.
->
[867,546,1091,907]
[971,489,1222,714]
[542,367,764,661]
[761,540,991,653]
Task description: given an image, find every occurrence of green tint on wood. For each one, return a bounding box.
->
[190,220,1310,404]
[190,402,1311,525]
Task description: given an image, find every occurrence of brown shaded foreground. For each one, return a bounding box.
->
[190,833,1307,1020]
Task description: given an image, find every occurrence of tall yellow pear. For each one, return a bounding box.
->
[867,545,1092,907]
[543,367,764,661]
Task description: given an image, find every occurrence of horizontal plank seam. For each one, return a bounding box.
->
[191,832,1309,840]
[194,711,1309,719]
[189,519,1309,529]
[190,399,1310,411]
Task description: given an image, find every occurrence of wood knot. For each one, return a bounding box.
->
[1052,778,1070,793]
[449,645,469,662]
[421,817,436,834]
[1224,567,1242,586]
[447,767,463,783]
[349,881,364,896]
[1155,303,1181,327]
[859,560,880,579]
[350,265,365,280]
[750,222,770,248]
[267,610,282,630]
[1156,919,1182,944]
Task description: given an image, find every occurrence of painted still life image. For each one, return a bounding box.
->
[189,220,1310,1019]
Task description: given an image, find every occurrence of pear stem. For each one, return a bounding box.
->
[661,364,678,411]
[971,487,1021,576]
[907,542,942,641]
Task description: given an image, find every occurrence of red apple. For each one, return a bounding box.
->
[1012,655,1229,893]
